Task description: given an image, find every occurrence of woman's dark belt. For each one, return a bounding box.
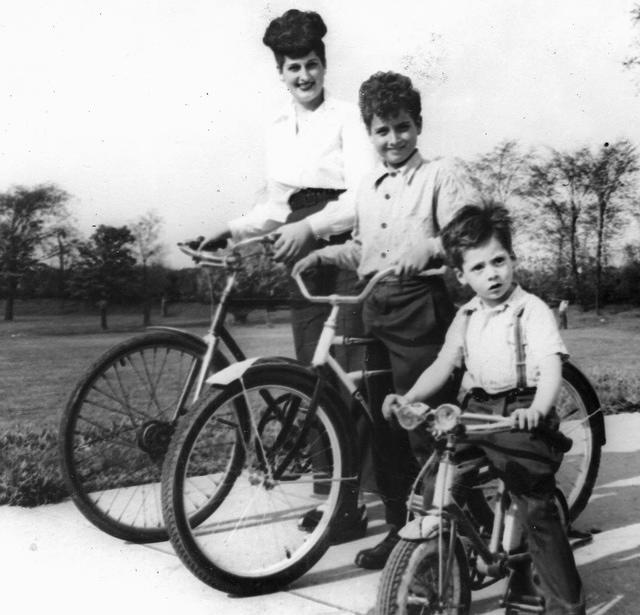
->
[288,187,345,211]
[287,187,350,245]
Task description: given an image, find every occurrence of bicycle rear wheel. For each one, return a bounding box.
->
[162,366,357,595]
[59,330,227,543]
[555,362,603,521]
[377,536,470,615]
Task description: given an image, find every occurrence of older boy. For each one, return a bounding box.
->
[293,71,468,569]
[384,203,585,614]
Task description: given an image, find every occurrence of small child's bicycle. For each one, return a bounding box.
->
[159,264,604,596]
[376,401,583,615]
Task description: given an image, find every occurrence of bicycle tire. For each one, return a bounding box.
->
[377,536,471,615]
[59,330,228,543]
[555,362,603,521]
[162,365,357,595]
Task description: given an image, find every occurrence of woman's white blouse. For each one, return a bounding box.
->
[228,95,374,241]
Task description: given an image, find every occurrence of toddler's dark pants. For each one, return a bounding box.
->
[455,395,585,615]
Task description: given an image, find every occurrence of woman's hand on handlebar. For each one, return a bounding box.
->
[273,220,315,263]
[291,252,320,277]
[191,222,232,252]
[510,406,546,431]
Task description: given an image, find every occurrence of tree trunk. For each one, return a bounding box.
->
[4,280,15,321]
[3,268,17,321]
[142,262,151,326]
[595,200,606,315]
[143,301,151,327]
[98,300,108,330]
[569,214,582,306]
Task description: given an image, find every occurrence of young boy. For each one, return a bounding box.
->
[384,203,585,614]
[293,71,468,569]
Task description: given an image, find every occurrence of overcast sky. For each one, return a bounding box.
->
[2,0,639,266]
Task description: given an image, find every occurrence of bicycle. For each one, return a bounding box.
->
[58,236,276,543]
[160,267,604,596]
[376,401,585,615]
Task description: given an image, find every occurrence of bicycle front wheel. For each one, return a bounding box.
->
[162,366,357,595]
[377,536,470,615]
[59,330,227,543]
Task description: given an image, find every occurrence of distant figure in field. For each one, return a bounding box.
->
[559,298,569,330]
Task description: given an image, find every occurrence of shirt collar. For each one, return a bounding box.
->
[274,91,335,124]
[373,149,423,188]
[466,284,526,314]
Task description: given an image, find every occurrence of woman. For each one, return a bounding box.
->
[199,9,374,541]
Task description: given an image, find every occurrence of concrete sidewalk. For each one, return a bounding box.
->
[2,414,639,615]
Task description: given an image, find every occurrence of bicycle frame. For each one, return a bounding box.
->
[205,267,399,429]
[398,406,541,601]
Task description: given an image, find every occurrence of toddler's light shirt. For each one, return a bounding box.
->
[437,285,568,394]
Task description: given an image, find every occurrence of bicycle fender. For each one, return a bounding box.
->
[205,358,260,386]
[562,360,606,446]
[204,356,306,387]
[398,515,441,541]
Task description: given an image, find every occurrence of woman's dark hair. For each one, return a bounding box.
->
[358,71,422,130]
[440,202,514,270]
[263,9,327,70]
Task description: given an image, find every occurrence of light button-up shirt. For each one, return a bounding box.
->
[437,286,568,394]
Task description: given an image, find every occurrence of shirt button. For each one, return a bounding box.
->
[384,194,390,199]
[381,222,387,229]
[381,252,386,258]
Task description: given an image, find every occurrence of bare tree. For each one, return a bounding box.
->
[587,140,639,313]
[623,3,640,78]
[0,184,70,320]
[130,211,165,326]
[523,148,593,304]
[458,140,532,207]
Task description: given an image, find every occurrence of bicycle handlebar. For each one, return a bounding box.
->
[395,402,573,452]
[293,266,398,305]
[177,235,275,268]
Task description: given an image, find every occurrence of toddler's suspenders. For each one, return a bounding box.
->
[513,306,527,391]
[461,305,528,391]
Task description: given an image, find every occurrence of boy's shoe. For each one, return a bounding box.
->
[503,592,545,614]
[354,529,400,569]
[298,504,368,544]
[501,567,545,614]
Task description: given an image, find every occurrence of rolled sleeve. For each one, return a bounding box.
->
[433,160,471,231]
[227,183,293,241]
[524,298,569,367]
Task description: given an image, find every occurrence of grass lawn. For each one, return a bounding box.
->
[0,301,294,429]
[1,301,640,429]
[1,299,639,506]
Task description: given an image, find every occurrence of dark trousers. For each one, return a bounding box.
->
[457,396,585,615]
[362,276,455,528]
[284,189,364,370]
[284,192,365,512]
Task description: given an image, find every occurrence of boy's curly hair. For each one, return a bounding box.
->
[358,71,422,130]
[440,202,514,270]
[263,9,327,69]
